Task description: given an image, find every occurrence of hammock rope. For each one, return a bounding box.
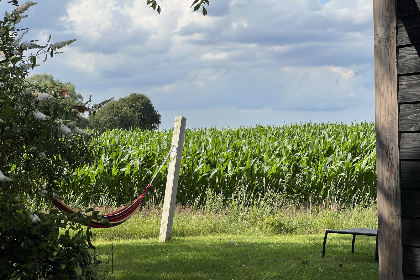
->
[52,145,177,228]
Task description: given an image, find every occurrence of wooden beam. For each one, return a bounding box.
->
[401,161,420,188]
[399,104,420,131]
[374,0,402,278]
[402,189,420,217]
[398,75,420,103]
[400,133,420,159]
[398,46,420,74]
[397,16,420,46]
[403,246,420,275]
[159,116,186,242]
[398,0,420,17]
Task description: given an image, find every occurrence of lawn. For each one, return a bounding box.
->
[96,234,378,280]
[91,204,379,279]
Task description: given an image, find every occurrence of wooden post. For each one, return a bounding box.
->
[159,116,186,242]
[374,0,402,278]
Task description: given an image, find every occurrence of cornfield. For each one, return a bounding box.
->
[62,122,376,207]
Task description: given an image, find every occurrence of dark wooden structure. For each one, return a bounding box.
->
[375,0,420,278]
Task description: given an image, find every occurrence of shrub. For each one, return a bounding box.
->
[0,198,101,279]
[0,2,101,278]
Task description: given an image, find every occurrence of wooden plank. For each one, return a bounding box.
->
[400,104,420,131]
[403,246,420,275]
[401,189,420,217]
[401,161,420,188]
[398,46,420,75]
[402,218,420,245]
[398,0,420,17]
[398,17,420,46]
[399,75,420,103]
[374,0,402,278]
[403,275,420,280]
[159,116,186,242]
[400,133,420,159]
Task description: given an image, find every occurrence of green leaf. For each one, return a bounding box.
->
[190,0,200,7]
[30,55,36,68]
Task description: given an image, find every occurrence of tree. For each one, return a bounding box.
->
[27,73,83,103]
[89,93,161,132]
[26,73,90,127]
[0,2,100,278]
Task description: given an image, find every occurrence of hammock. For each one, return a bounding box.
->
[52,146,176,228]
[52,183,151,228]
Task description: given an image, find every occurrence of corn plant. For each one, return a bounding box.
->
[63,122,376,207]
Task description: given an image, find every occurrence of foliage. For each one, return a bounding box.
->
[27,73,84,103]
[63,122,376,207]
[0,198,101,280]
[147,0,209,15]
[0,2,101,279]
[0,2,93,197]
[89,93,161,133]
[26,73,91,128]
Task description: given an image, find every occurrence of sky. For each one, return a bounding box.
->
[2,0,375,129]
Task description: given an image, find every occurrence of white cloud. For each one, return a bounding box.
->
[17,0,375,128]
[201,52,229,61]
[269,45,292,53]
[232,19,248,29]
[277,65,371,110]
[154,84,177,92]
[65,0,123,41]
[61,47,100,74]
[325,0,372,25]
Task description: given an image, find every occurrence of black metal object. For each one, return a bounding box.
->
[322,228,378,262]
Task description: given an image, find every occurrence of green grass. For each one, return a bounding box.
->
[90,204,379,279]
[90,203,378,241]
[95,234,378,280]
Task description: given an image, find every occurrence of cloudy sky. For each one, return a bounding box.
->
[3,0,375,129]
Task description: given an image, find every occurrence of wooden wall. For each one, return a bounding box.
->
[398,0,420,278]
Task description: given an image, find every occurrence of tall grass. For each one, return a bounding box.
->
[91,186,378,241]
[62,122,376,207]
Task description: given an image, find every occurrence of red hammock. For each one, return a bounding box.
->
[52,145,176,228]
[52,183,152,228]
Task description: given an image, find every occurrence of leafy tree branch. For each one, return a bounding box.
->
[147,0,210,15]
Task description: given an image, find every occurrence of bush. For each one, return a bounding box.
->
[0,2,101,279]
[0,198,101,279]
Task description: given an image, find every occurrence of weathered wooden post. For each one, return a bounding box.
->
[374,0,401,278]
[375,0,420,278]
[159,116,186,242]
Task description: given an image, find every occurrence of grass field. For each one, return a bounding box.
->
[91,204,379,279]
[95,234,378,280]
[65,123,378,279]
